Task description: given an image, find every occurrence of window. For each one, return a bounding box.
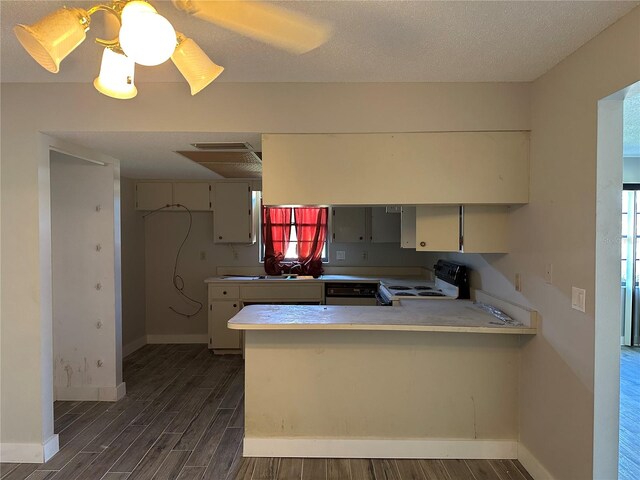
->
[621,189,640,286]
[261,206,329,262]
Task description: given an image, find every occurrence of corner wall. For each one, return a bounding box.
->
[0,81,529,460]
[120,177,147,355]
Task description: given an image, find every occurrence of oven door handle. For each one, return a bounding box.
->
[375,291,391,306]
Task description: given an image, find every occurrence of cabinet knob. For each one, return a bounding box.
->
[233,303,237,308]
[218,236,223,240]
[420,241,426,247]
[223,291,227,295]
[359,236,363,240]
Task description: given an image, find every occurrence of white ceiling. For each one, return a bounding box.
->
[3,0,639,178]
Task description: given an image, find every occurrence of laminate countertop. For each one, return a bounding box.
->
[228,298,537,335]
[204,275,404,283]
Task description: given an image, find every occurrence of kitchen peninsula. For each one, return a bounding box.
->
[229,292,537,460]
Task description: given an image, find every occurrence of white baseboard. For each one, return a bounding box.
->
[54,382,126,402]
[146,334,208,344]
[123,336,147,357]
[518,443,555,480]
[0,434,59,463]
[243,437,518,459]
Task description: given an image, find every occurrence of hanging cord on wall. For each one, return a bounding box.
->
[143,204,203,318]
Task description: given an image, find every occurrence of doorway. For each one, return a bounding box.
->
[619,89,640,480]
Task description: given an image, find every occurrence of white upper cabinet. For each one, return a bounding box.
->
[461,205,509,253]
[332,207,367,243]
[401,206,417,249]
[214,182,255,244]
[135,182,172,210]
[173,182,212,211]
[415,206,461,252]
[371,207,401,243]
[412,205,510,253]
[263,132,530,206]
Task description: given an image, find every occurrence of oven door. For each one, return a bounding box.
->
[375,291,392,306]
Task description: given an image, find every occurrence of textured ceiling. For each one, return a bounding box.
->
[4,1,639,179]
[1,0,638,83]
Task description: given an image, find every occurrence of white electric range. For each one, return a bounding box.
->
[377,260,469,306]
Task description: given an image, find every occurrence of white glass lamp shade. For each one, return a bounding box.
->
[13,7,89,73]
[171,37,224,95]
[119,2,176,66]
[94,48,137,99]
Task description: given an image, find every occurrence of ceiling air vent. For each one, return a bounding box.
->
[176,149,262,178]
[190,142,253,151]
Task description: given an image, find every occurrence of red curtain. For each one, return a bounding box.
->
[262,206,292,275]
[294,207,328,277]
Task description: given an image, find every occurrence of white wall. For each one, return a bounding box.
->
[1,81,529,459]
[50,151,124,401]
[141,206,432,340]
[120,177,147,355]
[438,9,640,480]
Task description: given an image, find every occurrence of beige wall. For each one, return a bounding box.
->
[50,151,123,400]
[120,177,147,353]
[1,81,529,456]
[442,8,640,480]
[141,203,431,339]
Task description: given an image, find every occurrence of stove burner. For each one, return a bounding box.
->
[387,286,411,290]
[395,292,417,296]
[413,286,433,291]
[418,292,447,297]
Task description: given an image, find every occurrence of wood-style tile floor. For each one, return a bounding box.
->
[1,344,533,480]
[620,346,640,480]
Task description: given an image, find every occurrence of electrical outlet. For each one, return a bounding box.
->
[545,263,553,284]
[572,287,586,312]
[515,273,522,292]
[336,250,346,261]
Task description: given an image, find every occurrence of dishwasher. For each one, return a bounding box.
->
[324,282,379,306]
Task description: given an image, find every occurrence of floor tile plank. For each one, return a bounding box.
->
[371,459,400,480]
[127,433,180,480]
[301,458,326,480]
[80,425,145,480]
[151,450,190,480]
[202,427,243,480]
[275,459,302,480]
[441,459,474,480]
[418,460,450,480]
[465,459,500,480]
[252,458,280,480]
[488,460,527,480]
[176,467,205,480]
[349,459,375,480]
[327,459,350,480]
[185,409,234,467]
[394,460,426,480]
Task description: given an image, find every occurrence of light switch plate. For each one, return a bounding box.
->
[572,287,586,312]
[336,250,346,260]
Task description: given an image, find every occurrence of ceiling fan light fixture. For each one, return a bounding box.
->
[119,3,177,66]
[94,48,137,99]
[13,7,90,73]
[172,34,224,95]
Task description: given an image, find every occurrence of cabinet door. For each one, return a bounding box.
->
[332,207,366,243]
[415,205,460,252]
[371,207,401,243]
[173,183,212,211]
[135,183,172,210]
[214,182,254,243]
[462,205,509,253]
[401,206,417,249]
[209,300,241,349]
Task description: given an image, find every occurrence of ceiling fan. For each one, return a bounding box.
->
[13,0,331,99]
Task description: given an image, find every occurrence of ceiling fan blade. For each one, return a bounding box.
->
[172,0,330,54]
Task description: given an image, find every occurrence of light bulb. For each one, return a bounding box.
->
[119,6,176,67]
[94,48,137,99]
[172,35,223,95]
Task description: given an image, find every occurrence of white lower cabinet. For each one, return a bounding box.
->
[209,301,241,350]
[207,282,323,353]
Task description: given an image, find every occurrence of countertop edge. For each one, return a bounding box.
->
[229,322,536,335]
